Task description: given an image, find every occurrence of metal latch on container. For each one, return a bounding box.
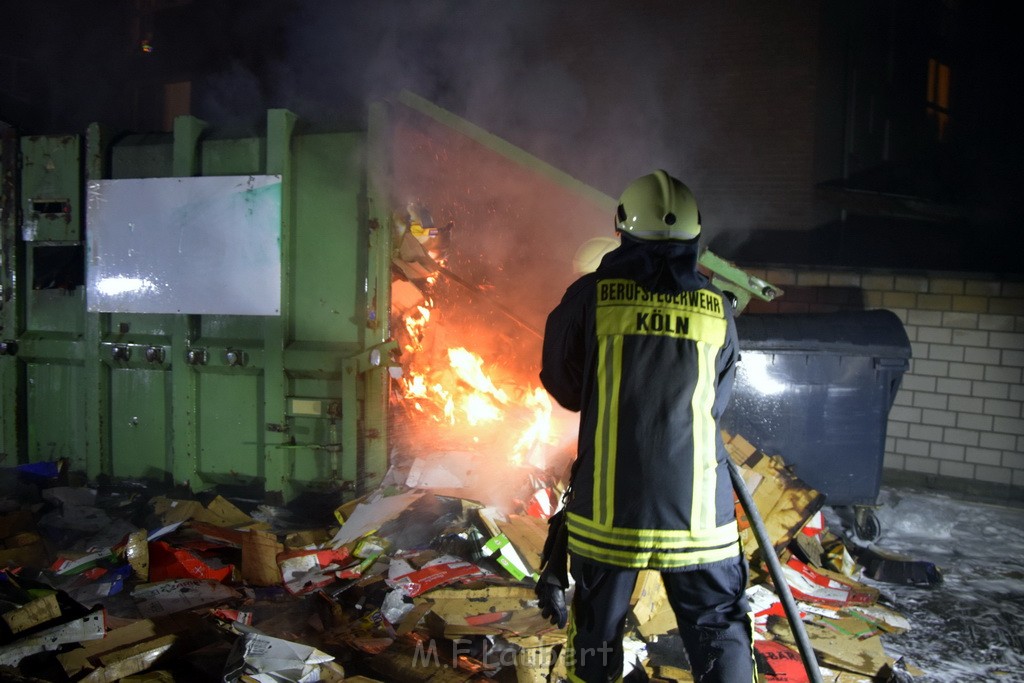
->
[874,357,910,370]
[285,398,342,419]
[345,341,399,375]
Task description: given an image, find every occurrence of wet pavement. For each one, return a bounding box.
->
[826,486,1024,683]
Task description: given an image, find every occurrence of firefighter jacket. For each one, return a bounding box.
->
[540,235,741,571]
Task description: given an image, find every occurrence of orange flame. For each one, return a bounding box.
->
[397,305,556,467]
[510,387,555,467]
[447,347,509,405]
[404,305,432,353]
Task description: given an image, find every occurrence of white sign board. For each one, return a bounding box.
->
[86,175,282,315]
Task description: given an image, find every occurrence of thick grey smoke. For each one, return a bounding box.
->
[216,0,803,245]
[217,1,698,202]
[1,0,812,239]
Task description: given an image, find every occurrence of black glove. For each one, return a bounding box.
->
[539,509,569,589]
[535,573,568,629]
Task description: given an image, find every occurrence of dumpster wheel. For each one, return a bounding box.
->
[853,506,882,543]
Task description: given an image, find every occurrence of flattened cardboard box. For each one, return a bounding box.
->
[2,593,61,634]
[724,432,825,563]
[82,634,179,683]
[57,613,203,678]
[768,618,894,679]
[630,570,668,626]
[426,599,556,639]
[425,585,538,624]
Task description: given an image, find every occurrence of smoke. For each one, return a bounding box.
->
[206,1,696,198]
[244,1,786,241]
[3,0,845,262]
[198,61,267,132]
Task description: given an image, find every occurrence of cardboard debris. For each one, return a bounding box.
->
[124,528,151,581]
[0,608,106,667]
[769,616,896,679]
[0,530,49,567]
[63,564,133,606]
[844,603,911,634]
[131,579,241,618]
[360,633,480,682]
[492,514,548,577]
[222,631,342,683]
[388,555,497,597]
[2,592,60,634]
[329,490,425,548]
[337,535,387,580]
[482,534,536,581]
[149,495,256,529]
[284,527,334,549]
[81,634,179,683]
[630,569,668,626]
[649,664,695,682]
[503,632,568,683]
[242,528,285,586]
[395,599,435,636]
[422,584,544,637]
[56,613,202,679]
[188,520,247,549]
[780,557,879,609]
[406,456,472,489]
[148,539,234,583]
[628,570,679,639]
[724,432,826,564]
[278,547,354,595]
[51,546,118,576]
[754,639,808,682]
[0,432,934,682]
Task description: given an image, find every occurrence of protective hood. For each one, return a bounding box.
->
[594,234,707,295]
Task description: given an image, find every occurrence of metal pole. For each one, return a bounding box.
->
[728,459,824,683]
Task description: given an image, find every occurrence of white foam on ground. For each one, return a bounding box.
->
[835,487,1024,683]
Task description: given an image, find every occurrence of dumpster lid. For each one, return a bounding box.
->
[735,309,911,357]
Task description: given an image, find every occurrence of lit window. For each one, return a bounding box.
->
[926,57,951,141]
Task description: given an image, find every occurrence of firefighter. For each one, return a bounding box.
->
[537,170,756,682]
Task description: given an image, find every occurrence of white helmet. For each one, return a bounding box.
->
[573,236,620,274]
[615,170,701,241]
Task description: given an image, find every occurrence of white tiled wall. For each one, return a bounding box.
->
[888,303,1024,491]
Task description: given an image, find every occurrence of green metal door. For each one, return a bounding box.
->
[110,365,171,480]
[1,133,88,472]
[2,112,394,502]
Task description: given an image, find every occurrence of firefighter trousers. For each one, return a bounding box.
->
[565,555,756,682]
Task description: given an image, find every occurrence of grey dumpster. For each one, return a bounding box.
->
[722,309,911,507]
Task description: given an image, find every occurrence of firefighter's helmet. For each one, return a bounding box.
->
[573,236,620,274]
[615,170,701,241]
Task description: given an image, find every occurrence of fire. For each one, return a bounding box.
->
[447,347,509,406]
[399,346,508,426]
[403,304,432,353]
[397,303,558,467]
[511,387,554,467]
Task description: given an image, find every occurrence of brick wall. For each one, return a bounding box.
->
[741,266,1024,505]
[653,2,824,232]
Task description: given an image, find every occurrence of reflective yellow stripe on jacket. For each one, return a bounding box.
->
[567,512,740,568]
